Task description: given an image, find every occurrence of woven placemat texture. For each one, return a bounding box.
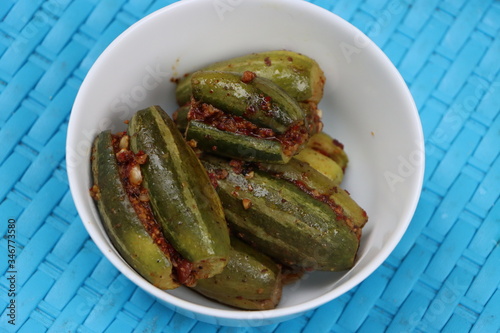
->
[0,0,499,332]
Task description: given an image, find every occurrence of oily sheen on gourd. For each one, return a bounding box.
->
[202,155,367,271]
[185,71,308,164]
[128,106,231,280]
[192,237,282,311]
[176,50,326,164]
[91,131,179,290]
[175,50,326,106]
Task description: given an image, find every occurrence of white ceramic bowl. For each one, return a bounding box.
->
[67,0,424,327]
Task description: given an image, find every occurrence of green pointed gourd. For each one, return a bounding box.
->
[128,105,231,280]
[176,50,325,106]
[91,130,179,290]
[190,70,306,133]
[192,237,282,310]
[201,155,365,271]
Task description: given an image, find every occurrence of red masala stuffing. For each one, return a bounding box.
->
[207,168,230,189]
[89,185,100,200]
[310,145,331,158]
[302,101,323,135]
[188,102,309,157]
[228,159,255,176]
[277,123,308,157]
[189,102,277,139]
[291,179,361,240]
[110,132,196,286]
[207,172,219,189]
[333,139,344,149]
[229,159,245,174]
[241,71,256,83]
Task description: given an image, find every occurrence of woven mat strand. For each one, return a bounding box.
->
[0,0,499,332]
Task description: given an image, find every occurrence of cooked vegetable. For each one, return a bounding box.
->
[176,50,326,106]
[90,131,179,290]
[184,71,309,163]
[202,155,363,271]
[185,120,289,163]
[294,147,344,185]
[172,104,190,133]
[192,237,282,310]
[306,132,349,172]
[255,155,367,229]
[191,70,306,133]
[128,105,230,280]
[91,49,368,310]
[255,157,341,190]
[175,99,322,137]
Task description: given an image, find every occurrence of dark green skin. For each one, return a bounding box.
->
[185,121,290,164]
[192,237,282,310]
[191,71,305,134]
[176,50,325,106]
[173,105,190,133]
[174,101,316,137]
[128,106,230,280]
[91,131,178,290]
[257,158,368,228]
[202,155,360,271]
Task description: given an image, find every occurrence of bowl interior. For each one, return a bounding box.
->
[67,0,424,326]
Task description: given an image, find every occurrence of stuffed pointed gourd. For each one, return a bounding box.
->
[190,70,305,133]
[255,157,368,230]
[174,96,322,137]
[184,70,309,164]
[90,131,179,290]
[175,104,293,163]
[202,155,365,271]
[175,50,326,106]
[128,106,230,280]
[186,121,289,164]
[261,132,350,186]
[192,237,282,310]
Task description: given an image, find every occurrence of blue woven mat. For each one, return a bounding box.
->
[1,0,499,332]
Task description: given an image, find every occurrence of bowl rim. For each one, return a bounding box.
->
[67,0,425,325]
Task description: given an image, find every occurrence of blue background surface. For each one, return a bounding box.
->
[0,0,499,332]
